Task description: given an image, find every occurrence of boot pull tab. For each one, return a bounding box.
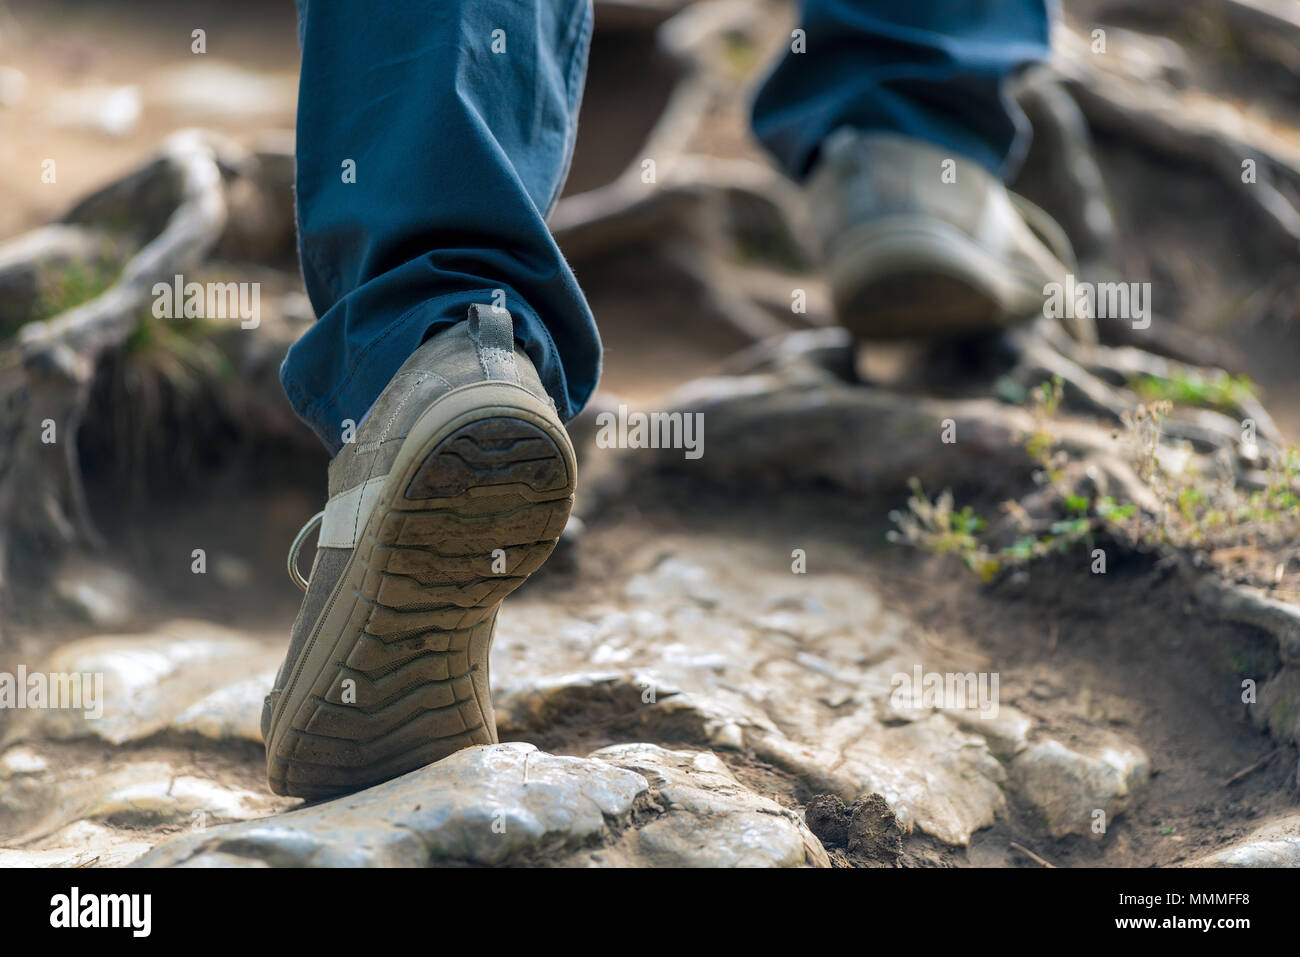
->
[467,302,522,385]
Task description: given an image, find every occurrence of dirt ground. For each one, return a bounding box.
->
[6,465,1284,867]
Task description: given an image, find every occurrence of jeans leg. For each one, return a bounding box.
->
[284,0,599,453]
[751,0,1054,183]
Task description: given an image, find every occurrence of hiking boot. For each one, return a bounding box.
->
[263,304,576,799]
[808,129,1096,344]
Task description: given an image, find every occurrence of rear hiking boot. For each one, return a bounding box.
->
[808,129,1097,345]
[263,303,576,799]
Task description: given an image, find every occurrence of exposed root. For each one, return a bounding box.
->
[0,131,231,631]
[1194,576,1300,664]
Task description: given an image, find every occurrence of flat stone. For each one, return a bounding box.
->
[623,556,723,606]
[0,746,48,778]
[1,759,284,848]
[829,714,1008,845]
[0,821,154,868]
[135,743,649,867]
[941,705,1034,762]
[135,741,828,867]
[586,744,829,867]
[1188,815,1300,867]
[1009,738,1149,837]
[28,621,281,744]
[83,773,271,828]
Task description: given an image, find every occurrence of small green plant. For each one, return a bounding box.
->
[1130,370,1256,414]
[29,254,125,326]
[887,480,998,582]
[889,373,1300,581]
[1025,376,1065,485]
[889,479,1136,583]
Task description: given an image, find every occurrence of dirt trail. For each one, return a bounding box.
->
[4,467,1294,866]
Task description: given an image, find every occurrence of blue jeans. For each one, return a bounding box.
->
[283,0,1052,453]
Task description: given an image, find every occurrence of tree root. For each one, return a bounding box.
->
[1053,27,1300,248]
[0,131,230,636]
[1008,316,1282,460]
[1194,576,1300,664]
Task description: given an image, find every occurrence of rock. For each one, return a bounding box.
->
[135,742,828,867]
[172,671,275,743]
[502,671,1007,847]
[941,704,1033,761]
[1009,738,1150,837]
[46,85,142,137]
[23,621,280,744]
[586,744,829,867]
[492,538,1016,846]
[136,742,649,867]
[1188,815,1300,867]
[215,147,298,263]
[53,558,143,629]
[1,758,285,848]
[831,715,1008,846]
[0,821,154,868]
[81,772,271,828]
[0,746,48,777]
[643,368,1035,495]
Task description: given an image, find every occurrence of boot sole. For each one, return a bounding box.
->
[265,382,576,800]
[828,217,1045,339]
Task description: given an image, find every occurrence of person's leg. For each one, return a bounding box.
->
[751,0,1053,183]
[284,0,599,454]
[749,0,1092,342]
[265,0,591,798]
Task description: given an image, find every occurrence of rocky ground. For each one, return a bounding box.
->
[2,481,1297,867]
[2,0,1300,868]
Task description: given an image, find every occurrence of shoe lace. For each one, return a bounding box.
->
[287,510,324,592]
